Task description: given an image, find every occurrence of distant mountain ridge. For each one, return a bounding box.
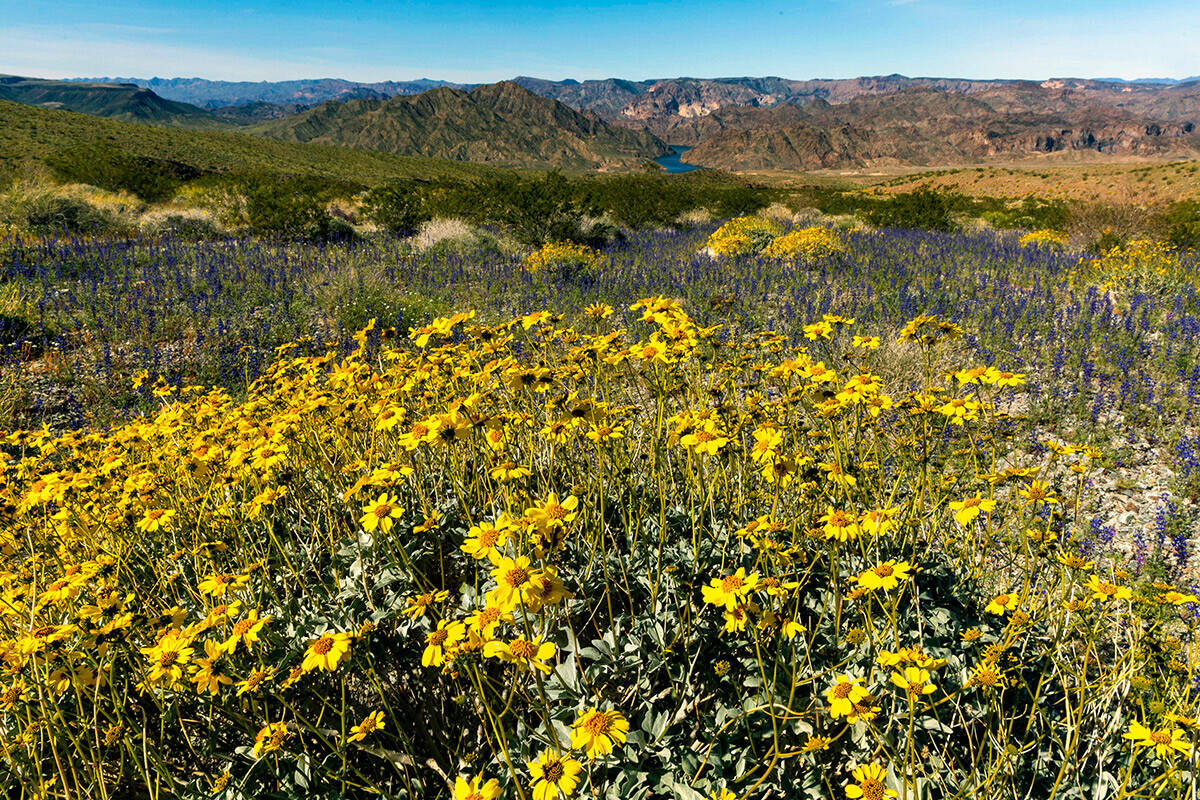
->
[683,87,1200,170]
[69,76,474,108]
[246,81,668,169]
[28,72,1200,171]
[0,75,223,128]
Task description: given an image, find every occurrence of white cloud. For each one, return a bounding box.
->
[0,24,504,82]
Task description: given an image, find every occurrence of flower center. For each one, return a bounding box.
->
[313,637,334,655]
[373,503,392,518]
[158,650,179,668]
[832,683,853,699]
[479,608,500,626]
[862,779,886,800]
[874,564,894,577]
[1150,730,1173,745]
[510,639,537,659]
[721,575,744,594]
[543,760,564,783]
[546,504,568,520]
[994,594,1010,606]
[233,619,254,637]
[695,430,715,443]
[505,567,530,587]
[584,713,612,736]
[428,629,449,647]
[479,528,500,547]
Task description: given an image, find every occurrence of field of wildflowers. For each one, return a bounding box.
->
[2,219,1200,799]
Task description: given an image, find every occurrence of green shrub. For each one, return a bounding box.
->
[865,189,957,231]
[361,181,430,236]
[23,194,125,236]
[46,142,199,203]
[240,174,359,239]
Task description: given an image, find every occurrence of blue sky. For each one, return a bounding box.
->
[2,0,1197,83]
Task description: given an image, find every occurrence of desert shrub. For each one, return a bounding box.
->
[583,174,695,230]
[310,263,445,333]
[46,142,200,203]
[3,305,1197,800]
[705,184,772,218]
[465,171,586,247]
[522,240,603,282]
[22,194,126,236]
[1077,238,1193,295]
[361,181,430,236]
[981,197,1072,231]
[762,226,845,261]
[240,174,360,239]
[865,189,957,231]
[1158,201,1200,251]
[706,216,784,256]
[1018,229,1069,250]
[139,209,224,239]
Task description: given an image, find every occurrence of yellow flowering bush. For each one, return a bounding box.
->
[761,226,845,261]
[1,302,1198,799]
[521,240,602,278]
[704,216,784,257]
[1077,238,1195,293]
[1018,228,1069,249]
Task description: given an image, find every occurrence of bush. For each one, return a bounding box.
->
[361,182,430,236]
[705,216,784,257]
[4,306,1196,800]
[1018,229,1068,250]
[240,174,359,239]
[761,226,845,262]
[583,175,694,230]
[522,240,603,282]
[469,171,586,247]
[46,142,199,203]
[22,194,126,236]
[865,189,957,231]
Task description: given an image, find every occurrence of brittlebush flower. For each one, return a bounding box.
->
[825,674,869,718]
[853,560,915,591]
[454,774,502,800]
[845,763,897,799]
[1085,574,1132,602]
[483,637,556,673]
[253,721,288,757]
[423,620,466,667]
[220,609,270,655]
[891,666,936,696]
[1123,721,1191,758]
[489,556,537,611]
[820,507,860,541]
[985,593,1019,615]
[348,710,385,743]
[301,632,352,673]
[571,707,629,758]
[141,630,194,687]
[461,520,510,562]
[701,567,759,611]
[528,749,583,800]
[361,493,404,533]
[949,496,996,526]
[526,493,579,534]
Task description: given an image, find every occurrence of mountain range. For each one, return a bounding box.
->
[245,81,667,169]
[7,72,1200,171]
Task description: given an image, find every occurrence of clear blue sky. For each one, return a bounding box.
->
[2,0,1197,83]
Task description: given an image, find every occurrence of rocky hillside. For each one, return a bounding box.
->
[247,81,667,169]
[683,88,1200,170]
[0,75,222,128]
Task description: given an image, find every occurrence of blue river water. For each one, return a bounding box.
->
[653,145,702,174]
